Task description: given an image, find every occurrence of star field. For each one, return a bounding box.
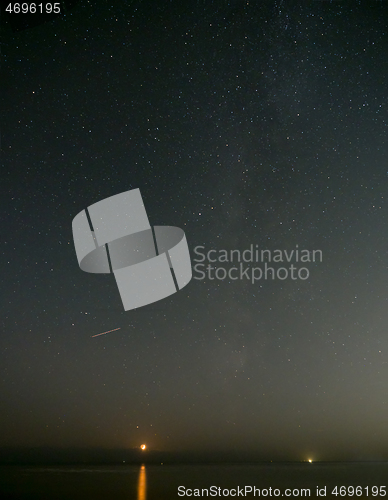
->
[1,0,388,461]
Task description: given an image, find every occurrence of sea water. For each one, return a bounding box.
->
[1,462,387,499]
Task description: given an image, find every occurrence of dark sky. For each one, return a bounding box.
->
[1,0,388,461]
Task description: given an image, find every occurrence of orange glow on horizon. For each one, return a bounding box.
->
[140,444,146,450]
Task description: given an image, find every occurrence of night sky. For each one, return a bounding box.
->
[2,0,388,462]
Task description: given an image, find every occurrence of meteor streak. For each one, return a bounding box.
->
[91,327,121,338]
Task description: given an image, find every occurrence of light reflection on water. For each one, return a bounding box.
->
[137,464,146,500]
[1,462,388,499]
